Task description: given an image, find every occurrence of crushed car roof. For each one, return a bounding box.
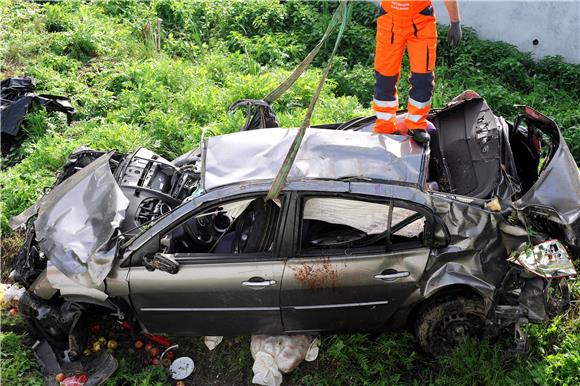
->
[203,128,426,191]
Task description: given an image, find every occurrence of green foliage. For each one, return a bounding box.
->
[104,358,168,386]
[44,3,73,33]
[531,334,580,386]
[0,333,43,385]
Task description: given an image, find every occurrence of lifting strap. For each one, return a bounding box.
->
[265,0,352,201]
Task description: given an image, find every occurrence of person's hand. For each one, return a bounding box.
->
[448,21,462,47]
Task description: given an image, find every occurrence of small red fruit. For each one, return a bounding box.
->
[149,347,160,358]
[175,381,186,386]
[162,358,172,367]
[77,374,89,383]
[151,358,160,366]
[144,343,153,352]
[55,372,66,382]
[134,340,144,349]
[165,351,175,360]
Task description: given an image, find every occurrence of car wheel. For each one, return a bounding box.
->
[414,295,487,356]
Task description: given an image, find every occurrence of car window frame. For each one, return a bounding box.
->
[295,192,434,258]
[127,192,288,267]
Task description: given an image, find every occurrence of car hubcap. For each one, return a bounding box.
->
[434,311,483,350]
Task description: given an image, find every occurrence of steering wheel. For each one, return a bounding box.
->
[183,215,215,246]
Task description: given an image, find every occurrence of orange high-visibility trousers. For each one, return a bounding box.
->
[373,1,437,134]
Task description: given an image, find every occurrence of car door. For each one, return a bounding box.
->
[281,194,432,333]
[127,196,287,336]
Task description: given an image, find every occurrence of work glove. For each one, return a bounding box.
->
[448,21,462,48]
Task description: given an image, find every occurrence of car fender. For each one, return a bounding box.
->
[423,262,496,306]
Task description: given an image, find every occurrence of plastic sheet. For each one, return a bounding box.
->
[1,283,25,309]
[204,128,425,191]
[1,77,75,138]
[250,335,320,386]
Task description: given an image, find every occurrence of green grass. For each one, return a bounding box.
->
[1,0,579,385]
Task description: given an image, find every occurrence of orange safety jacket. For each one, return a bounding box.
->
[380,1,433,16]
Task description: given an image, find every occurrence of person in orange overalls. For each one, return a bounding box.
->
[373,1,461,142]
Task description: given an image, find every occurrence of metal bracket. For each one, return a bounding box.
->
[513,317,529,353]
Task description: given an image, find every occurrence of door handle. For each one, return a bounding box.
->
[374,271,410,281]
[242,279,277,287]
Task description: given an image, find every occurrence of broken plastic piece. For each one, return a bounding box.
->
[513,317,529,353]
[204,336,223,351]
[485,197,502,212]
[508,240,577,278]
[143,333,173,347]
[161,345,179,360]
[169,357,195,380]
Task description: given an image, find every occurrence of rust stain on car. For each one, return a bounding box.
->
[292,257,338,289]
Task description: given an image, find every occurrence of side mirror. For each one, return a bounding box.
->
[143,253,180,274]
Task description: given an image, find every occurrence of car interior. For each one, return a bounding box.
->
[159,197,281,255]
[300,197,426,254]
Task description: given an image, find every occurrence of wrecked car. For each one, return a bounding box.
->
[10,94,579,357]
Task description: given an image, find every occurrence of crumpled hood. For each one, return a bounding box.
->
[33,152,129,288]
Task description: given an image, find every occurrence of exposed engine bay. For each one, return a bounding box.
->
[58,147,202,232]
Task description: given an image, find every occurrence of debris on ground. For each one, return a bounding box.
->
[204,336,223,351]
[1,282,25,310]
[250,335,320,386]
[169,356,195,380]
[1,77,75,154]
[32,339,116,386]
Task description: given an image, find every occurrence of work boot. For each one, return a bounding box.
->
[408,129,430,143]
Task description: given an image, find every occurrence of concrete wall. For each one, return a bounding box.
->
[433,0,580,63]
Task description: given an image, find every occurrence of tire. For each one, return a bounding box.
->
[414,295,487,356]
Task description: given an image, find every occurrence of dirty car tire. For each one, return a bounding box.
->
[414,295,487,356]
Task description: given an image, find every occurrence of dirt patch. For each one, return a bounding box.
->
[291,257,338,289]
[1,231,24,282]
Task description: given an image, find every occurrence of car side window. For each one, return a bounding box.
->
[159,197,282,255]
[300,197,426,254]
